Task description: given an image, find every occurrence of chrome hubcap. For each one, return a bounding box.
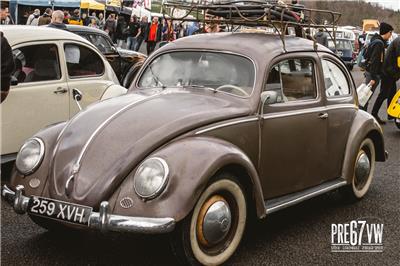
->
[202,200,232,246]
[355,152,370,187]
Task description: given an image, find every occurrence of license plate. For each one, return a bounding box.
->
[28,196,92,226]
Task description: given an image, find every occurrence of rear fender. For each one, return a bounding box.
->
[341,110,386,183]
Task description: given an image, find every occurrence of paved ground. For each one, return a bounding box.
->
[1,67,399,265]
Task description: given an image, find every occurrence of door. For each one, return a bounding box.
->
[260,56,328,199]
[1,42,69,155]
[320,56,357,180]
[63,42,113,116]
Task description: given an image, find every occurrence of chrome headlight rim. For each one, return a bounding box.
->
[15,137,45,175]
[133,157,169,200]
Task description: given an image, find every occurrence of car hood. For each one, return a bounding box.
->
[48,89,251,207]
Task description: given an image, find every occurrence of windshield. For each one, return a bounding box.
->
[328,39,352,50]
[138,51,255,97]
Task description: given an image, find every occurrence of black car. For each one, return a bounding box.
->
[66,25,146,87]
[328,38,356,71]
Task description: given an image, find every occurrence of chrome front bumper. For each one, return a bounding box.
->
[1,185,175,234]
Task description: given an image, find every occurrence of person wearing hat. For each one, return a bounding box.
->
[361,22,393,118]
[371,35,400,122]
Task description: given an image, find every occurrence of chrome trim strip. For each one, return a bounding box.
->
[265,180,347,214]
[195,117,259,135]
[1,185,175,234]
[73,94,158,173]
[262,104,355,120]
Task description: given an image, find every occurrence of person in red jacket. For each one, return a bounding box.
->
[144,16,162,55]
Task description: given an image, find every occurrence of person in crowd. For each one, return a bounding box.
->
[88,17,99,28]
[135,16,148,52]
[371,35,400,122]
[1,31,15,103]
[47,10,67,30]
[144,16,162,55]
[358,31,367,51]
[38,8,52,26]
[98,12,105,29]
[26,9,40,26]
[115,15,128,48]
[314,28,328,47]
[162,18,175,43]
[126,15,141,51]
[81,13,90,26]
[63,10,70,24]
[0,8,14,25]
[361,22,393,117]
[186,22,199,36]
[68,9,83,25]
[105,14,117,42]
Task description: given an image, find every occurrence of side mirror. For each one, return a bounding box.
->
[261,91,278,105]
[10,76,18,86]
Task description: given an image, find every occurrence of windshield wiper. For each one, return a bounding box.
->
[149,65,166,89]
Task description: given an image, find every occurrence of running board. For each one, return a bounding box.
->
[265,179,347,215]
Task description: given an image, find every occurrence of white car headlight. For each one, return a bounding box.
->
[15,138,45,175]
[134,157,169,200]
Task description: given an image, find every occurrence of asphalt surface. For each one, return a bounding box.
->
[1,67,399,265]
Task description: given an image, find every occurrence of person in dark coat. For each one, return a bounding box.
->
[38,8,52,26]
[135,16,148,52]
[47,10,67,30]
[115,16,127,48]
[104,14,117,43]
[371,36,400,122]
[1,31,15,103]
[314,28,328,47]
[144,16,162,55]
[362,22,393,119]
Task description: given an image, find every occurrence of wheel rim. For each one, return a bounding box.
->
[197,195,232,247]
[354,151,371,190]
[352,139,375,198]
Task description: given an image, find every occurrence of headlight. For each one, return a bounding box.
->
[134,157,169,200]
[15,138,45,175]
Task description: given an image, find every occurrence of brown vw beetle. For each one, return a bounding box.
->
[2,21,387,266]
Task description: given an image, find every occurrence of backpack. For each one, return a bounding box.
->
[357,38,384,71]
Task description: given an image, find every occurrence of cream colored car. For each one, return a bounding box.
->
[1,26,126,163]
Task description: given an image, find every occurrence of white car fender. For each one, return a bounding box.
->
[101,84,128,101]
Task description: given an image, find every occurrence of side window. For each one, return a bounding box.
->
[12,44,61,83]
[321,59,350,97]
[64,44,104,78]
[86,34,114,54]
[264,58,317,104]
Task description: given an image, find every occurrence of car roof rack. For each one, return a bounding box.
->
[161,0,342,51]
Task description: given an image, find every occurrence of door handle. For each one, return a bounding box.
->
[318,112,329,119]
[54,87,68,94]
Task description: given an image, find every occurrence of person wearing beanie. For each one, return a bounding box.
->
[371,35,400,122]
[361,21,393,120]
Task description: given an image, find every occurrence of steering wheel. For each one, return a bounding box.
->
[215,84,248,96]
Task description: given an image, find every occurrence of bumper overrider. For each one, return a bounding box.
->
[1,185,175,234]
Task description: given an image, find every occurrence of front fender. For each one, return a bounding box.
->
[341,110,386,183]
[10,122,67,198]
[111,136,265,222]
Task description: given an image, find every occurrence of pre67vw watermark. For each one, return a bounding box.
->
[331,218,384,253]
